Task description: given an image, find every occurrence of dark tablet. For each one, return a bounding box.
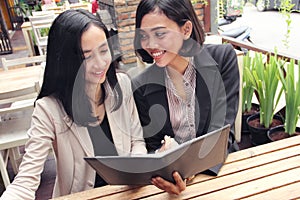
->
[84,124,230,185]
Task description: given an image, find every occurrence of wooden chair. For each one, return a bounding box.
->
[28,14,56,55]
[1,55,46,70]
[70,3,91,12]
[32,10,55,17]
[0,82,40,188]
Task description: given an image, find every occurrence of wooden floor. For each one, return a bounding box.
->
[0,30,254,199]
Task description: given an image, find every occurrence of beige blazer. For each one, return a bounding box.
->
[1,73,147,200]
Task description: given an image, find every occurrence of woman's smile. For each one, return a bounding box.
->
[150,50,167,61]
[92,70,105,78]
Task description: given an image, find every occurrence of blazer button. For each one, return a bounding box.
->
[65,117,70,123]
[88,181,94,187]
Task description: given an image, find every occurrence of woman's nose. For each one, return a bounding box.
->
[145,36,158,49]
[92,54,107,69]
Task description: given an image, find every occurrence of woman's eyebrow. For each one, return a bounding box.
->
[82,49,91,54]
[151,26,165,31]
[141,26,166,32]
[82,42,107,54]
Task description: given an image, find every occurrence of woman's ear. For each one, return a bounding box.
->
[182,20,193,40]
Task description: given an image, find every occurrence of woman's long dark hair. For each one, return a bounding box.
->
[37,9,122,126]
[134,0,205,63]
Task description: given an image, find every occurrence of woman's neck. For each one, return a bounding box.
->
[166,67,186,101]
[86,84,106,123]
[166,57,190,101]
[86,83,102,104]
[168,55,189,75]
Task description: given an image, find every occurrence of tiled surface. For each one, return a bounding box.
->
[0,30,253,199]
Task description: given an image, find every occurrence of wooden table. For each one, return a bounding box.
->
[52,136,300,200]
[0,65,44,94]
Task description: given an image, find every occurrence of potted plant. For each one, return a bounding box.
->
[18,0,31,21]
[242,52,260,133]
[268,59,300,141]
[246,52,284,145]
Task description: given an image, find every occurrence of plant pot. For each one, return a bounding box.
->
[267,125,300,142]
[247,113,284,146]
[242,103,260,134]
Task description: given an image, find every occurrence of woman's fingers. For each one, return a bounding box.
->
[151,176,171,191]
[186,175,195,182]
[151,172,186,195]
[157,136,171,152]
[173,171,186,192]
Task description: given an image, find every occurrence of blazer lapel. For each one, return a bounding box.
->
[194,47,219,136]
[63,116,94,157]
[143,65,174,137]
[104,82,135,156]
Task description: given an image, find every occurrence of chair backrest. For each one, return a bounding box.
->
[1,55,46,70]
[70,2,90,11]
[32,10,55,16]
[0,82,40,188]
[28,14,56,55]
[0,82,41,117]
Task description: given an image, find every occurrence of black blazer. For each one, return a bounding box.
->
[132,44,240,174]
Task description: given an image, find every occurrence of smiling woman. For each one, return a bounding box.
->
[132,0,240,195]
[0,9,147,200]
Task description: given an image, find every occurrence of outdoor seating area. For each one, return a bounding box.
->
[0,1,299,199]
[19,2,91,57]
[0,52,45,194]
[28,12,56,55]
[1,27,299,200]
[0,81,40,188]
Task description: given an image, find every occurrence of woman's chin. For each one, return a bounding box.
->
[98,76,106,84]
[87,76,106,85]
[154,59,168,67]
[153,54,174,67]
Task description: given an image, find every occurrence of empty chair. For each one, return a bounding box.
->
[0,82,40,188]
[32,10,55,17]
[70,2,91,12]
[28,14,56,55]
[1,55,46,70]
